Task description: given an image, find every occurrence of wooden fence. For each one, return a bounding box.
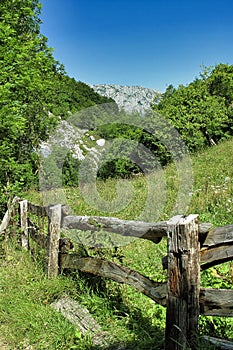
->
[1,197,233,350]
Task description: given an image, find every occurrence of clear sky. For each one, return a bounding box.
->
[40,0,233,92]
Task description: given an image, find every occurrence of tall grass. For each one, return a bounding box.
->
[1,138,233,349]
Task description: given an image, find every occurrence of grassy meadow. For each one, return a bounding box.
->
[1,138,233,349]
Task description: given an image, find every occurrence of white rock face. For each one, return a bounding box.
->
[40,119,86,160]
[96,139,105,147]
[40,120,105,166]
[90,84,161,115]
[40,84,162,168]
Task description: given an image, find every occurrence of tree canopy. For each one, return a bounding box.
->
[94,64,233,179]
[152,64,233,152]
[0,0,113,212]
[1,0,233,212]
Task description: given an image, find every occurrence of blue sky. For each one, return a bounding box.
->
[40,0,233,92]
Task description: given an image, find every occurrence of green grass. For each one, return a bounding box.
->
[2,138,233,349]
[0,243,81,349]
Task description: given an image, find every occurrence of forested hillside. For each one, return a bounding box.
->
[1,0,233,216]
[89,65,233,179]
[152,64,233,151]
[0,0,114,214]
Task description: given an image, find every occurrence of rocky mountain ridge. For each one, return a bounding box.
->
[90,84,161,115]
[40,84,162,174]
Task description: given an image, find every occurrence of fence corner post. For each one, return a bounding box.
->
[47,204,61,278]
[165,214,200,350]
[20,200,28,250]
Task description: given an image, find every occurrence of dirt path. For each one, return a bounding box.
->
[0,339,9,349]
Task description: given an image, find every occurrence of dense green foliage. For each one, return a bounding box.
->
[93,112,188,179]
[1,4,233,195]
[153,64,233,151]
[96,120,160,179]
[0,0,113,214]
[84,64,233,180]
[1,1,233,201]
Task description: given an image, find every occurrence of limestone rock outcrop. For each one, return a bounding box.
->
[90,84,161,115]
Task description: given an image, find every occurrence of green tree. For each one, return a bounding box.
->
[0,0,114,213]
[0,0,59,208]
[207,63,233,106]
[153,68,230,152]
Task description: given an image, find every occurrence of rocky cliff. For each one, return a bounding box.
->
[40,84,162,169]
[90,84,161,115]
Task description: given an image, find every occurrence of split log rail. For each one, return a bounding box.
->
[1,197,233,350]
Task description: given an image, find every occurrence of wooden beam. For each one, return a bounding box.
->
[51,295,115,348]
[62,215,167,243]
[165,214,200,350]
[203,224,233,247]
[200,289,233,316]
[200,244,233,269]
[62,215,211,244]
[60,252,233,317]
[27,201,71,219]
[28,220,74,253]
[202,336,233,349]
[59,254,167,306]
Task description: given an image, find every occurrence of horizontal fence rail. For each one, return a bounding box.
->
[62,215,212,244]
[60,254,168,306]
[1,197,233,350]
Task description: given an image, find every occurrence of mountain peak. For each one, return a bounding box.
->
[90,84,161,115]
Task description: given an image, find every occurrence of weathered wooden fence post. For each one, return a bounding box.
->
[10,197,20,238]
[0,197,20,239]
[47,204,61,278]
[20,200,28,250]
[165,214,200,350]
